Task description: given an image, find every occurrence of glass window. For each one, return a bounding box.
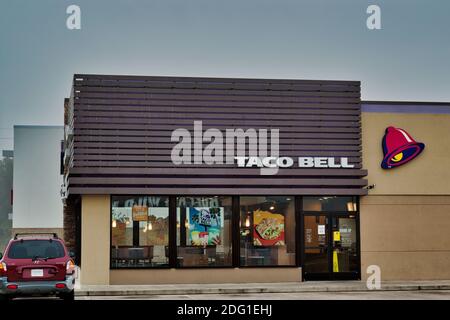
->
[303,196,358,212]
[111,196,169,268]
[240,196,295,266]
[176,196,232,267]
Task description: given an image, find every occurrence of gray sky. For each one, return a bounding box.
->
[1,0,449,151]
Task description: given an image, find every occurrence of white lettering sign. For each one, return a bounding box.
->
[235,157,354,169]
[171,122,355,175]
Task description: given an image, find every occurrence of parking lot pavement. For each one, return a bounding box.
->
[76,290,450,300]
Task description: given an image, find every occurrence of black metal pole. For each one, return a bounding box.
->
[169,196,177,267]
[232,195,240,267]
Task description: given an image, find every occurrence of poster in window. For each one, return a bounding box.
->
[132,205,148,221]
[111,207,132,245]
[187,207,224,246]
[253,209,285,246]
[144,208,169,246]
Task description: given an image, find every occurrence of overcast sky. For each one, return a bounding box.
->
[1,0,449,151]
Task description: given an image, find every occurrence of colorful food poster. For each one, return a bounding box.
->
[188,207,224,246]
[132,205,148,221]
[253,209,285,246]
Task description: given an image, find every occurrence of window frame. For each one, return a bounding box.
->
[109,195,360,271]
[238,195,297,268]
[175,195,235,269]
[300,196,361,281]
[110,195,171,270]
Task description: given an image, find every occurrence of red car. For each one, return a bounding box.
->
[0,233,76,301]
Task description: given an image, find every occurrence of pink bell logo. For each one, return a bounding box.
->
[381,127,425,169]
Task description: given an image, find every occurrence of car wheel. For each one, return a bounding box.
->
[60,290,75,301]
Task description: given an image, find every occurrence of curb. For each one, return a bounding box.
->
[74,283,450,296]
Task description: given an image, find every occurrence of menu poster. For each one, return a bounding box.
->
[253,209,285,246]
[188,207,224,246]
[132,205,148,221]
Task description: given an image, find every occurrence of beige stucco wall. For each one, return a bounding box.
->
[81,194,110,285]
[360,196,450,280]
[362,112,450,195]
[111,268,301,285]
[361,112,450,280]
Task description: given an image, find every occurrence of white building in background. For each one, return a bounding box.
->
[13,125,64,236]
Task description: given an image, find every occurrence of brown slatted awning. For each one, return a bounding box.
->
[66,74,367,196]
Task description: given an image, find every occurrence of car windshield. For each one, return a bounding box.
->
[7,240,65,259]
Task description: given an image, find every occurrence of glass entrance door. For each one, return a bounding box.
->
[331,215,359,276]
[302,212,360,281]
[303,214,329,275]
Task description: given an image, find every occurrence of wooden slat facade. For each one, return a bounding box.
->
[65,74,367,195]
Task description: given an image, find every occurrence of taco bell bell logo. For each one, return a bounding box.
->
[381,126,425,169]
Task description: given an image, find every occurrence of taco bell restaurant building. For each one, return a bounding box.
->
[62,74,450,285]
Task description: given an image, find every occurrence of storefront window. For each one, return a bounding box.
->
[176,196,233,267]
[111,196,169,268]
[240,196,296,266]
[303,196,358,212]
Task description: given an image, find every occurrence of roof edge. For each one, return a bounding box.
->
[362,100,450,106]
[72,73,361,85]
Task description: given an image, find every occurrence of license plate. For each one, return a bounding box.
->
[31,269,44,277]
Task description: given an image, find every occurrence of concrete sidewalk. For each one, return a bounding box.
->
[75,280,450,297]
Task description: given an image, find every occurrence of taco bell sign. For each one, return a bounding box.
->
[235,156,354,169]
